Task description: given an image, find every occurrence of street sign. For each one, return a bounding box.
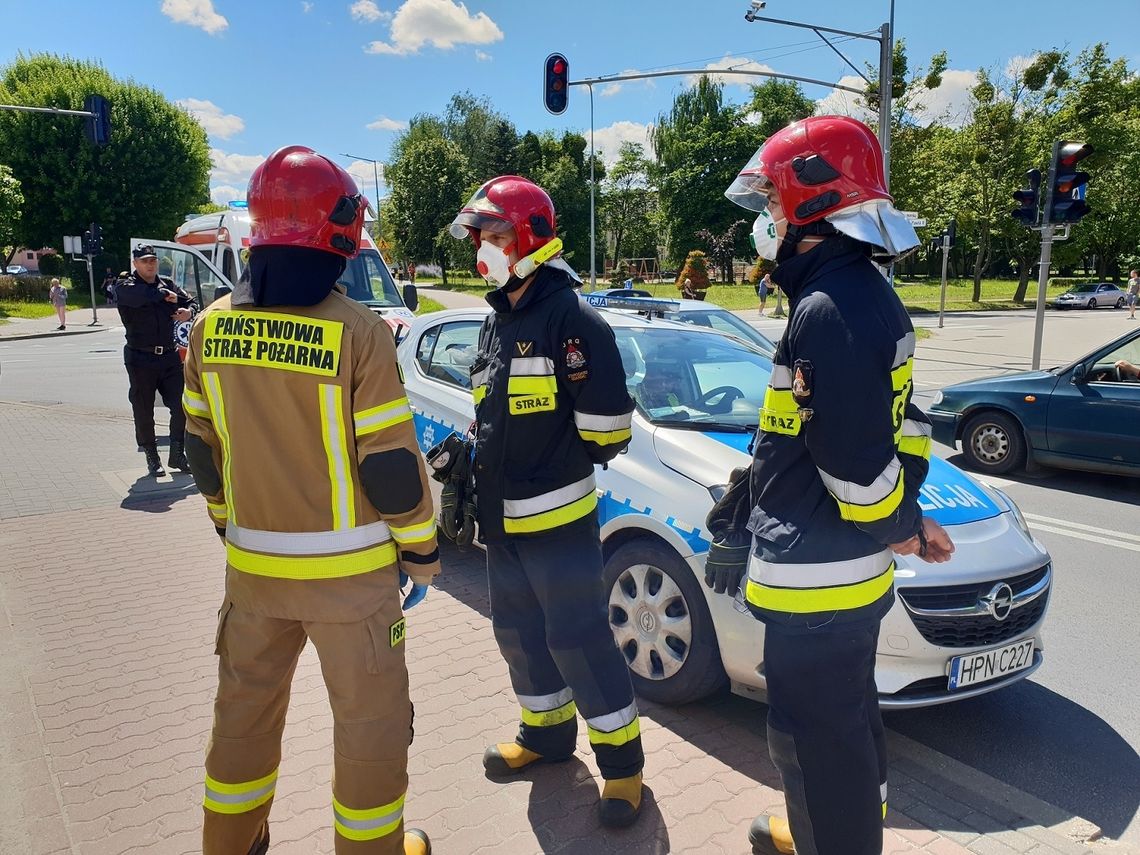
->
[63,235,81,255]
[900,210,923,222]
[909,218,927,228]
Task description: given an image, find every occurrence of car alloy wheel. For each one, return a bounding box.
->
[1087,298,1097,309]
[1116,297,1125,309]
[609,562,692,680]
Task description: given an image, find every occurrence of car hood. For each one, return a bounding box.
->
[942,370,1058,395]
[652,427,1003,526]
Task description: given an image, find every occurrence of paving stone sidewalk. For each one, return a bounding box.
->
[0,400,1125,855]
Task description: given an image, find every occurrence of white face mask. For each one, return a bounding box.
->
[751,210,781,261]
[476,241,513,286]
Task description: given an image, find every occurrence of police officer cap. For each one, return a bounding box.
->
[132,244,158,259]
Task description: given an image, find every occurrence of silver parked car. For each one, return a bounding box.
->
[1052,282,1128,309]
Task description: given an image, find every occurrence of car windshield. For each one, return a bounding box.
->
[662,308,775,355]
[615,325,769,431]
[339,250,403,307]
[1070,283,1098,293]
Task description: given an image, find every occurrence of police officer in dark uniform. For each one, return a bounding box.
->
[449,176,646,828]
[116,244,197,477]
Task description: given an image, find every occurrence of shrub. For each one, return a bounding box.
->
[37,252,66,276]
[676,250,710,292]
[0,274,53,301]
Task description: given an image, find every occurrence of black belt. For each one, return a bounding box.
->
[128,345,173,355]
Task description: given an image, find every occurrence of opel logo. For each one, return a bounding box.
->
[980,583,1014,621]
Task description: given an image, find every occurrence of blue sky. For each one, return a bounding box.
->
[3,0,1138,205]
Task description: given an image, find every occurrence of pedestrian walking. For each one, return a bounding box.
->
[1127,269,1138,320]
[102,267,118,306]
[712,116,955,855]
[449,175,646,827]
[49,277,67,330]
[757,272,771,315]
[183,145,438,855]
[115,245,197,477]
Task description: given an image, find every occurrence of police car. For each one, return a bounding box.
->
[398,299,1052,710]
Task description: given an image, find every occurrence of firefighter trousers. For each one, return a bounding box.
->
[763,623,887,855]
[202,596,413,855]
[486,520,644,780]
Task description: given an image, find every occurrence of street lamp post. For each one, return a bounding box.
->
[340,153,383,235]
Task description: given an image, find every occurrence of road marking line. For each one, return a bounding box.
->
[1026,522,1140,553]
[1023,512,1140,545]
[978,476,1018,489]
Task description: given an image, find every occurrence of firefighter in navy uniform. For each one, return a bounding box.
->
[449,176,646,827]
[710,116,956,855]
[115,244,197,476]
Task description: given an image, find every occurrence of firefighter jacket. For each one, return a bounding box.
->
[745,235,932,632]
[182,290,441,623]
[115,272,197,352]
[471,264,634,543]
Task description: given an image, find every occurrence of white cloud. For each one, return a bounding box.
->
[366,115,408,131]
[302,1,314,11]
[161,0,228,35]
[475,49,492,62]
[345,160,386,199]
[692,56,778,88]
[591,121,654,166]
[364,0,502,56]
[1005,54,1037,81]
[210,185,243,204]
[599,69,655,98]
[815,75,874,122]
[210,148,265,186]
[350,0,390,21]
[177,98,245,139]
[911,68,979,128]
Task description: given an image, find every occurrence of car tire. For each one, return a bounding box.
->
[961,410,1026,475]
[1116,297,1125,309]
[604,539,727,705]
[1087,298,1097,309]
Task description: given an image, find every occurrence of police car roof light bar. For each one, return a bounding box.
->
[583,294,682,315]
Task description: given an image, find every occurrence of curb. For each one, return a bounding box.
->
[886,730,1130,852]
[0,326,109,342]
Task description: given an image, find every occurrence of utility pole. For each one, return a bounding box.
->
[938,232,950,329]
[1029,225,1055,371]
[341,153,383,237]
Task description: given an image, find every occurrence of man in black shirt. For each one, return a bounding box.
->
[116,244,197,476]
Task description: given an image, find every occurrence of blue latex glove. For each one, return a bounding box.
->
[399,571,429,610]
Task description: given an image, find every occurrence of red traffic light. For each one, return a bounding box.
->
[553,59,566,75]
[1057,141,1093,167]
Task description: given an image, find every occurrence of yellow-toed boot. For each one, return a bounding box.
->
[404,827,431,854]
[598,772,643,828]
[483,742,571,776]
[749,815,796,854]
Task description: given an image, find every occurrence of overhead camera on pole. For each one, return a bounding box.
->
[745,0,767,21]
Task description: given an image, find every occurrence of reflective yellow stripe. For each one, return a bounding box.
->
[207,501,228,524]
[319,384,355,530]
[183,389,210,417]
[333,793,404,842]
[521,699,577,727]
[502,491,597,535]
[578,427,632,446]
[390,518,436,545]
[202,373,236,526]
[354,398,413,436]
[830,468,905,523]
[204,769,277,815]
[890,359,914,444]
[473,384,488,405]
[587,717,641,747]
[226,540,397,580]
[507,375,558,396]
[759,388,801,436]
[898,434,931,458]
[746,565,894,613]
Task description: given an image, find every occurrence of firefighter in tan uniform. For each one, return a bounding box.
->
[183,145,437,855]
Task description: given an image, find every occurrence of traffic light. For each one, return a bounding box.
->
[945,218,956,248]
[83,94,111,146]
[1045,140,1092,225]
[81,223,103,255]
[1011,169,1042,228]
[544,53,569,115]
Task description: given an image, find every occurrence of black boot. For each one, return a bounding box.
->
[168,439,190,473]
[144,445,166,477]
[247,824,269,855]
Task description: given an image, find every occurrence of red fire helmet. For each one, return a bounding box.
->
[449,175,557,257]
[248,145,368,258]
[725,116,891,226]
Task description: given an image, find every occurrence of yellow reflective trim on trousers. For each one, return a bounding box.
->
[898,435,931,459]
[319,384,356,531]
[333,793,405,842]
[759,387,802,436]
[503,491,597,535]
[203,373,236,526]
[521,700,577,728]
[746,565,894,613]
[507,375,558,396]
[578,427,632,446]
[226,540,396,580]
[473,384,488,405]
[832,467,905,523]
[588,717,641,747]
[203,769,277,815]
[183,389,210,417]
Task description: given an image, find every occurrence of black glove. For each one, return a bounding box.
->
[426,432,471,484]
[704,538,750,596]
[703,466,753,598]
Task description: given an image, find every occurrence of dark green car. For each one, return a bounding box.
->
[928,327,1140,477]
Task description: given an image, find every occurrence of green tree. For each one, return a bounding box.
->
[601,142,658,265]
[0,54,211,270]
[386,135,469,285]
[746,79,815,138]
[0,164,23,266]
[515,131,544,178]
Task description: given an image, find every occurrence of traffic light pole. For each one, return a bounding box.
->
[938,233,950,329]
[1030,225,1055,371]
[85,253,99,326]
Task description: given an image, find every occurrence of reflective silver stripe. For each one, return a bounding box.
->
[748,549,893,589]
[517,687,574,712]
[390,518,436,544]
[333,803,404,834]
[183,394,210,416]
[205,778,276,806]
[901,419,931,439]
[769,364,793,388]
[471,366,490,386]
[320,384,353,530]
[574,410,632,431]
[893,332,916,368]
[353,398,412,434]
[585,701,638,733]
[226,521,392,555]
[510,356,555,375]
[881,782,888,802]
[503,474,596,518]
[817,458,902,506]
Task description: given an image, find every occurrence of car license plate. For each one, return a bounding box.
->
[947,638,1035,691]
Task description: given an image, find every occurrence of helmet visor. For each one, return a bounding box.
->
[724,144,773,212]
[449,184,514,240]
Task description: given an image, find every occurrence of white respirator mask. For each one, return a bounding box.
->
[476,242,514,287]
[751,209,781,261]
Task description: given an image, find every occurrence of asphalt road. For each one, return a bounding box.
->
[2,309,1138,844]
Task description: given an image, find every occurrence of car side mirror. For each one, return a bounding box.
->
[402,283,419,312]
[1070,363,1086,385]
[213,284,232,304]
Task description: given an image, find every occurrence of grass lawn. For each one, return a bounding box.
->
[0,278,95,323]
[415,296,445,315]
